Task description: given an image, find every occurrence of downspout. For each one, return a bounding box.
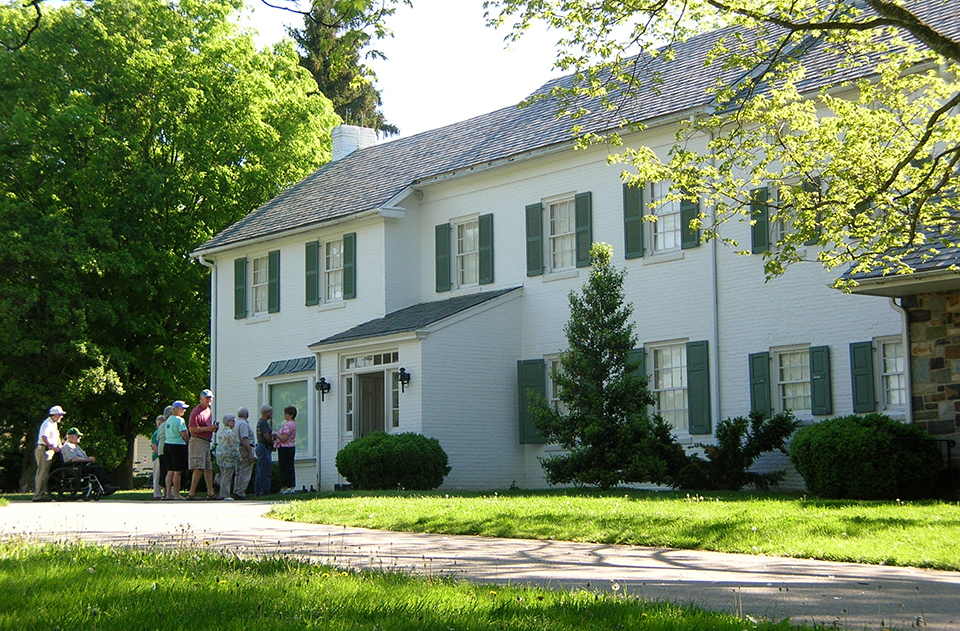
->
[889,297,913,424]
[197,255,217,420]
[708,128,722,436]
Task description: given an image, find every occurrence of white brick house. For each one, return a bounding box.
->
[189,16,944,491]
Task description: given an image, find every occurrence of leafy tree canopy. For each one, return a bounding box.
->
[485,0,960,283]
[0,0,337,488]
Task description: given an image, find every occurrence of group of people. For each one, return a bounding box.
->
[32,405,118,502]
[32,390,301,502]
[150,390,301,500]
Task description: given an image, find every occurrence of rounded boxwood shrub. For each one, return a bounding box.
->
[335,431,451,490]
[789,414,941,499]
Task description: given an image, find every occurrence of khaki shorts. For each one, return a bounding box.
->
[188,438,211,470]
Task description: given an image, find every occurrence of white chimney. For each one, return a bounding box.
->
[331,125,377,161]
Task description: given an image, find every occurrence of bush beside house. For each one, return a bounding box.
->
[336,432,451,490]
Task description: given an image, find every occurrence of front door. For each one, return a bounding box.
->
[358,372,385,437]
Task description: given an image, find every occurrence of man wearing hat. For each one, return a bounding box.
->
[61,427,118,496]
[33,406,65,501]
[187,388,218,499]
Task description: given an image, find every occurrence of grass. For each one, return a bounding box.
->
[270,489,960,571]
[0,541,804,631]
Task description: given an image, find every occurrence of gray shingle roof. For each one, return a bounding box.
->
[257,356,316,378]
[194,0,959,255]
[310,287,521,347]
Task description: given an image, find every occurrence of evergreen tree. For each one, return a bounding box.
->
[289,0,398,135]
[532,243,686,489]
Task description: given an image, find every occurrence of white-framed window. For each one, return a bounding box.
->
[545,356,568,413]
[456,218,479,286]
[324,238,344,302]
[649,180,682,253]
[341,350,401,435]
[775,346,811,412]
[651,342,688,432]
[265,378,312,458]
[548,197,576,271]
[251,254,270,316]
[343,375,354,432]
[878,337,906,409]
[390,370,400,428]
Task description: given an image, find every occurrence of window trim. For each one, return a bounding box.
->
[877,336,907,413]
[339,350,401,437]
[647,340,690,434]
[773,345,813,414]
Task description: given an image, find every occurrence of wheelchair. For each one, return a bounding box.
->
[48,462,105,501]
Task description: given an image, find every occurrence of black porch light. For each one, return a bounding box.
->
[398,367,411,392]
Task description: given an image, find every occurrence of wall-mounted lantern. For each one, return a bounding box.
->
[398,367,411,393]
[315,377,332,401]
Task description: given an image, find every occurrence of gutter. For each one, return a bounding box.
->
[197,255,217,421]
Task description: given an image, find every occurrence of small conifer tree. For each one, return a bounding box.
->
[532,243,686,489]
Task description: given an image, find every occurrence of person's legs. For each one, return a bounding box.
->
[204,468,215,498]
[234,453,253,498]
[33,445,52,500]
[152,458,162,498]
[219,467,235,498]
[278,447,295,490]
[187,439,209,497]
[255,444,271,496]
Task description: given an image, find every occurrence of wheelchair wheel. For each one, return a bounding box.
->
[49,467,81,501]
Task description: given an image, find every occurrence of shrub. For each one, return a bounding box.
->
[336,432,451,490]
[677,411,799,491]
[789,413,942,500]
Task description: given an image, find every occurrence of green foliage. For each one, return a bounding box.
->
[677,411,800,491]
[289,0,399,134]
[790,414,943,500]
[336,431,451,490]
[533,243,687,489]
[0,0,337,488]
[486,0,960,281]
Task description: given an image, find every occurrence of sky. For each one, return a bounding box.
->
[243,0,560,139]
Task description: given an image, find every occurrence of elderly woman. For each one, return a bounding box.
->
[150,414,167,500]
[273,406,298,494]
[215,414,240,500]
[164,401,190,500]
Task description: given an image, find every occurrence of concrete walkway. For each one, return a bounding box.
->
[1,499,958,630]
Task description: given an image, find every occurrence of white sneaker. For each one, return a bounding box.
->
[223,497,235,501]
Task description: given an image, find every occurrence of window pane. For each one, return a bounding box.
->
[325,240,344,302]
[252,255,269,315]
[268,380,309,455]
[777,350,810,411]
[650,181,681,252]
[549,199,575,271]
[881,340,905,406]
[652,344,688,431]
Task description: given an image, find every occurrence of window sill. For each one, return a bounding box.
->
[245,314,271,325]
[642,250,684,266]
[449,285,482,296]
[543,269,579,283]
[317,301,346,313]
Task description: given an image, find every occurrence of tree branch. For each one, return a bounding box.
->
[1,0,42,52]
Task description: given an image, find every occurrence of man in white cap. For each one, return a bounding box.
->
[33,406,65,502]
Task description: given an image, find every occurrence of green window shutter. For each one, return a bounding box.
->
[810,345,832,416]
[435,223,451,292]
[575,192,593,268]
[623,183,644,259]
[233,257,247,320]
[304,241,319,306]
[343,232,356,300]
[478,213,494,285]
[686,340,711,434]
[850,341,877,414]
[749,352,771,417]
[517,359,547,444]
[680,199,701,250]
[750,187,769,254]
[267,250,280,314]
[525,203,543,276]
[627,347,646,381]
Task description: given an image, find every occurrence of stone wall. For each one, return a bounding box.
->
[904,290,960,443]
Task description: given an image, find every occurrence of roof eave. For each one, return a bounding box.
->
[847,269,960,297]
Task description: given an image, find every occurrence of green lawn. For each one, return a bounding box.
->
[0,541,804,631]
[270,489,960,571]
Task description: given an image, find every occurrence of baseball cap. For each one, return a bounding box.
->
[172,400,189,409]
[200,389,214,398]
[48,405,66,416]
[66,427,83,437]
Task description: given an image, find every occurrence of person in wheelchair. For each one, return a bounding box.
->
[61,427,118,496]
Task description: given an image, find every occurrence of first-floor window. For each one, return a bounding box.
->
[880,338,906,408]
[390,370,400,428]
[652,344,688,431]
[325,239,344,302]
[268,380,309,456]
[251,254,269,315]
[344,375,354,432]
[777,348,811,412]
[547,357,566,412]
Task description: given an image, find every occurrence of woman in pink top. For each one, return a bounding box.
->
[273,406,298,494]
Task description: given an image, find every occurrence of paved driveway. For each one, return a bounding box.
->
[2,500,958,630]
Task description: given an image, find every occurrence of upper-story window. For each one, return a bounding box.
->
[456,218,479,286]
[548,198,577,271]
[435,215,493,292]
[305,233,356,307]
[649,181,682,253]
[234,250,280,320]
[525,192,592,277]
[622,182,698,260]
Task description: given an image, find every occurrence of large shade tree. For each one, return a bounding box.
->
[485,0,960,282]
[0,0,338,490]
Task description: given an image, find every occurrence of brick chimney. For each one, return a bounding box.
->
[331,125,377,161]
